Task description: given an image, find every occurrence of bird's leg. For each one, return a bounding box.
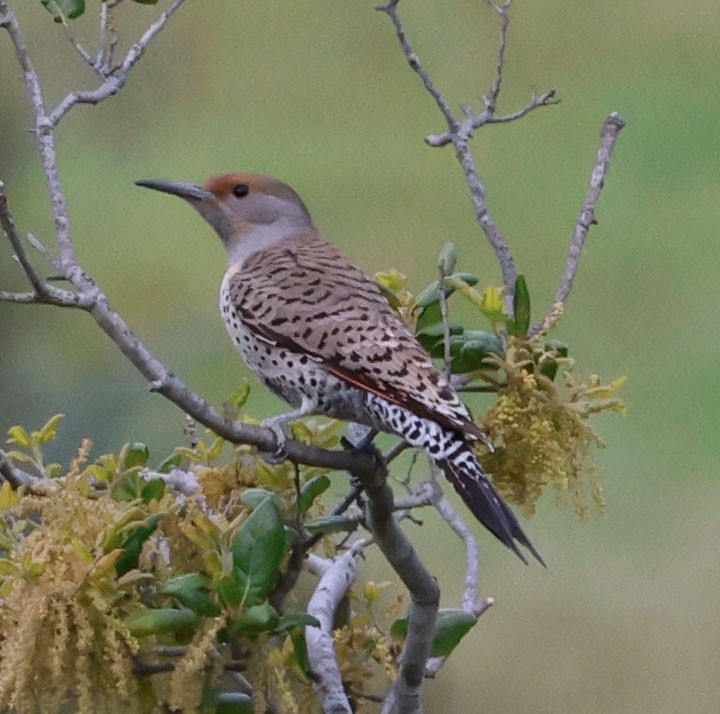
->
[260,401,315,464]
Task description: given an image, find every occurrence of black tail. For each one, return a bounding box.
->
[436,444,545,567]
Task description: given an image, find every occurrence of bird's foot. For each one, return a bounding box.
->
[259,419,291,464]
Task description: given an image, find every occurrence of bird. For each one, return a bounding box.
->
[135,172,543,565]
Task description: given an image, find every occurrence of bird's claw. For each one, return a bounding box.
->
[260,420,290,464]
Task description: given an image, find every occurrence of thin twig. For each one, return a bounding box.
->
[49,0,190,126]
[437,261,452,381]
[425,89,558,147]
[378,0,519,313]
[483,0,512,116]
[529,112,626,336]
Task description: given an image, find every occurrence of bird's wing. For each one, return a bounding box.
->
[226,233,484,438]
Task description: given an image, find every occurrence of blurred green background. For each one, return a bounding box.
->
[1,1,719,712]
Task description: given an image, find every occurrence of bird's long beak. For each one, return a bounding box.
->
[135,179,214,202]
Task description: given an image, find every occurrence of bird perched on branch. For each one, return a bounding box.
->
[136,173,543,565]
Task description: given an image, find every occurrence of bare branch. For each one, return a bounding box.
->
[376,1,459,134]
[425,89,558,147]
[49,0,190,126]
[483,0,512,116]
[0,451,34,488]
[437,258,453,381]
[378,0,519,312]
[306,540,367,714]
[530,111,626,336]
[430,477,482,611]
[343,431,439,714]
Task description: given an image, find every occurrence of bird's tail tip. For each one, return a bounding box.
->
[437,450,546,567]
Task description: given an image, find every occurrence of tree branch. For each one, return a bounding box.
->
[344,428,440,714]
[0,0,378,480]
[305,540,367,714]
[378,0,524,311]
[425,89,558,147]
[49,0,190,126]
[530,111,626,336]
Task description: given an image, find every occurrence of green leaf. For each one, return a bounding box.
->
[304,515,359,536]
[131,0,160,5]
[141,478,165,504]
[290,629,313,680]
[215,693,254,714]
[538,339,569,381]
[216,573,243,608]
[41,0,85,21]
[391,608,478,657]
[438,242,458,275]
[240,488,284,512]
[156,452,182,474]
[275,613,321,632]
[111,473,141,502]
[232,497,286,606]
[163,573,221,617]
[226,382,251,413]
[376,282,402,310]
[115,512,164,576]
[415,320,464,353]
[508,274,531,337]
[424,331,502,373]
[6,426,31,448]
[230,602,279,637]
[414,301,442,334]
[124,442,150,469]
[415,273,479,308]
[298,475,331,513]
[124,607,200,637]
[35,413,65,444]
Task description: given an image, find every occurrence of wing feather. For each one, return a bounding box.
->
[227,233,483,438]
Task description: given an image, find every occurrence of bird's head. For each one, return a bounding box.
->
[136,173,314,262]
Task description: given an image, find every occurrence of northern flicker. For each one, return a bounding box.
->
[136,173,543,565]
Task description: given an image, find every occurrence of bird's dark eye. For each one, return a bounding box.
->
[232,184,250,198]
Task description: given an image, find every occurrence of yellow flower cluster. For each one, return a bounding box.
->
[479,338,624,518]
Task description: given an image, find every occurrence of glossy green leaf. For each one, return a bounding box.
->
[275,612,321,632]
[508,274,531,337]
[156,452,182,474]
[125,442,150,468]
[111,473,140,502]
[141,478,165,504]
[391,608,478,657]
[115,512,164,576]
[35,413,65,444]
[163,573,221,617]
[414,301,442,334]
[298,475,331,513]
[41,0,85,21]
[215,693,254,714]
[216,573,243,608]
[415,272,479,308]
[425,331,502,373]
[124,607,200,637]
[376,282,402,310]
[415,320,464,353]
[241,488,284,512]
[438,242,458,275]
[230,602,279,636]
[290,629,313,680]
[538,339,570,381]
[232,497,286,606]
[304,515,359,536]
